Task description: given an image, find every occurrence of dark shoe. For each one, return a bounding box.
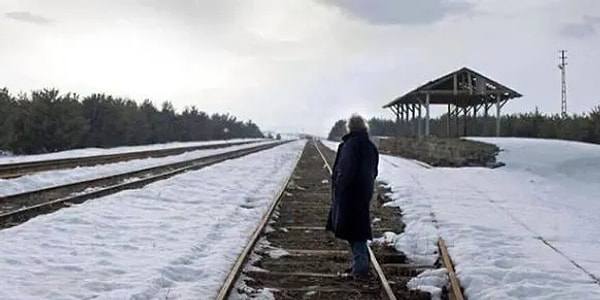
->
[350,272,370,280]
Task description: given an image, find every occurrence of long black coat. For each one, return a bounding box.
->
[325,129,379,242]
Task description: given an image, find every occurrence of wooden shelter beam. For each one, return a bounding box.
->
[400,104,404,120]
[409,103,416,136]
[454,105,459,137]
[393,104,400,137]
[390,104,399,117]
[405,104,411,136]
[415,90,513,96]
[472,104,477,136]
[400,104,404,121]
[483,103,489,136]
[474,103,481,116]
[403,105,408,136]
[425,93,430,137]
[417,102,422,138]
[463,106,468,136]
[496,93,501,137]
[446,103,451,137]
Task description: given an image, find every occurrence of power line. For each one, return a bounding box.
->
[558,50,568,118]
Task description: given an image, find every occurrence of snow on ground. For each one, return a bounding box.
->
[0,140,305,300]
[467,137,600,203]
[0,138,265,165]
[0,141,277,197]
[321,140,339,152]
[324,137,600,299]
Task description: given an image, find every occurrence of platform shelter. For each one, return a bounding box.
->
[383,67,522,137]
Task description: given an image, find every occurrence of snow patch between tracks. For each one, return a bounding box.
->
[234,238,286,299]
[372,182,446,298]
[407,268,448,300]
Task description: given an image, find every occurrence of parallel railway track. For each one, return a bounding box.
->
[0,140,257,179]
[216,140,448,299]
[0,141,286,229]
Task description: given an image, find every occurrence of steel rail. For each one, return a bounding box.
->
[0,141,287,229]
[0,140,258,179]
[439,238,465,300]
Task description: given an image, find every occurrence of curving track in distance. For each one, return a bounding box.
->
[0,141,286,229]
[0,140,258,179]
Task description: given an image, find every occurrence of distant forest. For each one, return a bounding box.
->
[0,88,264,154]
[328,106,600,144]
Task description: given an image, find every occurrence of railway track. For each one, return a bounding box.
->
[0,140,258,179]
[0,141,286,229]
[217,140,441,299]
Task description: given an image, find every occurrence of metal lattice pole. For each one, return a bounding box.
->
[558,50,568,118]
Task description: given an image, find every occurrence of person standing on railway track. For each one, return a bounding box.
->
[326,114,379,278]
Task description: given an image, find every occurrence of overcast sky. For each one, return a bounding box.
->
[1,0,599,135]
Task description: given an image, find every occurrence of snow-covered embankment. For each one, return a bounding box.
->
[325,137,600,299]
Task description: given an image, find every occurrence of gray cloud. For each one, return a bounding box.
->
[560,23,596,38]
[560,15,600,39]
[317,0,473,25]
[5,11,53,25]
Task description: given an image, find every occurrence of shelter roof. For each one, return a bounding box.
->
[383,67,522,108]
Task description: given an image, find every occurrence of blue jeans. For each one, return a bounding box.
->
[349,241,369,275]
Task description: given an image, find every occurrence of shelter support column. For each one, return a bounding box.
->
[404,104,410,135]
[417,103,422,138]
[425,93,430,137]
[407,104,412,134]
[452,73,457,138]
[483,103,489,136]
[496,94,501,137]
[400,104,405,136]
[393,104,400,137]
[454,105,459,137]
[472,104,479,137]
[446,103,451,138]
[463,107,468,137]
[410,104,416,137]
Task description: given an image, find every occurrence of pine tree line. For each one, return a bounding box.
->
[328,106,600,144]
[0,88,264,154]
